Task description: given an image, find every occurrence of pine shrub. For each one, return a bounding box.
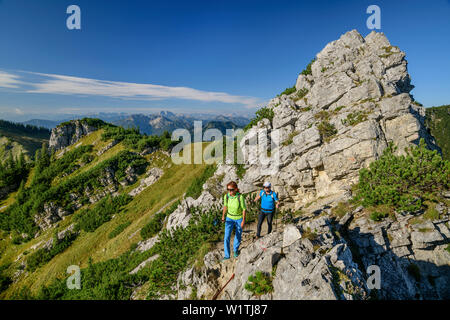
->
[355,139,449,212]
[244,107,275,131]
[244,271,274,296]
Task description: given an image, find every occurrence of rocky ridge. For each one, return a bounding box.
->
[49,119,99,151]
[162,30,449,300]
[239,30,440,209]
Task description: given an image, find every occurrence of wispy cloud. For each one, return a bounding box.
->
[1,70,262,108]
[0,71,22,88]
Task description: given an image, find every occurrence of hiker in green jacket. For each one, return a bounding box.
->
[222,181,246,260]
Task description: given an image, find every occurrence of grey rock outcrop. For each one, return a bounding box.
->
[136,235,160,253]
[176,203,449,300]
[177,215,370,300]
[97,139,119,156]
[239,30,440,209]
[130,254,160,274]
[49,120,98,150]
[345,209,450,299]
[166,191,216,231]
[128,167,164,197]
[34,202,70,231]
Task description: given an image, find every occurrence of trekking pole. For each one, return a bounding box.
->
[212,273,235,300]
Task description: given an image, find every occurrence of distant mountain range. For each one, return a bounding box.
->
[21,119,60,129]
[22,111,250,135]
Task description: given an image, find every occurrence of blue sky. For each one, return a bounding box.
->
[0,0,449,121]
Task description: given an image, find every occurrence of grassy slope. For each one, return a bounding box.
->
[0,130,210,298]
[0,127,49,162]
[425,105,450,161]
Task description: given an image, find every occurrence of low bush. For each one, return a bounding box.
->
[278,86,296,97]
[244,271,273,296]
[341,110,369,126]
[74,194,132,233]
[370,211,388,222]
[282,131,299,146]
[301,58,316,76]
[102,126,177,152]
[108,221,132,239]
[0,264,12,294]
[355,139,449,212]
[317,121,337,142]
[244,107,275,131]
[294,88,309,100]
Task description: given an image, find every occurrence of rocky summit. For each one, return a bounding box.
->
[49,119,101,151]
[239,30,439,208]
[237,30,437,208]
[170,30,449,300]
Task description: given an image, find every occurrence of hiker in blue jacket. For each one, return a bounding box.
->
[254,182,279,239]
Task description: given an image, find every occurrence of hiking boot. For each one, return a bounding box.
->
[221,257,230,262]
[233,251,240,258]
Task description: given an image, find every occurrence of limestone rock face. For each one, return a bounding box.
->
[34,202,69,231]
[166,192,216,231]
[345,209,450,300]
[177,215,370,300]
[128,167,164,197]
[175,203,449,300]
[173,30,448,301]
[49,120,98,150]
[239,30,440,209]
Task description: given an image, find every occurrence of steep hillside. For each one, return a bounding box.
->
[425,105,450,160]
[0,119,50,162]
[0,119,215,299]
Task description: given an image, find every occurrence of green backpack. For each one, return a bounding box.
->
[224,193,243,210]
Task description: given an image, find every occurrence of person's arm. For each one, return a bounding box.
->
[222,206,227,222]
[254,191,262,202]
[241,196,246,227]
[222,195,227,222]
[274,193,280,209]
[241,209,246,227]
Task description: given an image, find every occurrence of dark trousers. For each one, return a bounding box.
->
[256,209,274,237]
